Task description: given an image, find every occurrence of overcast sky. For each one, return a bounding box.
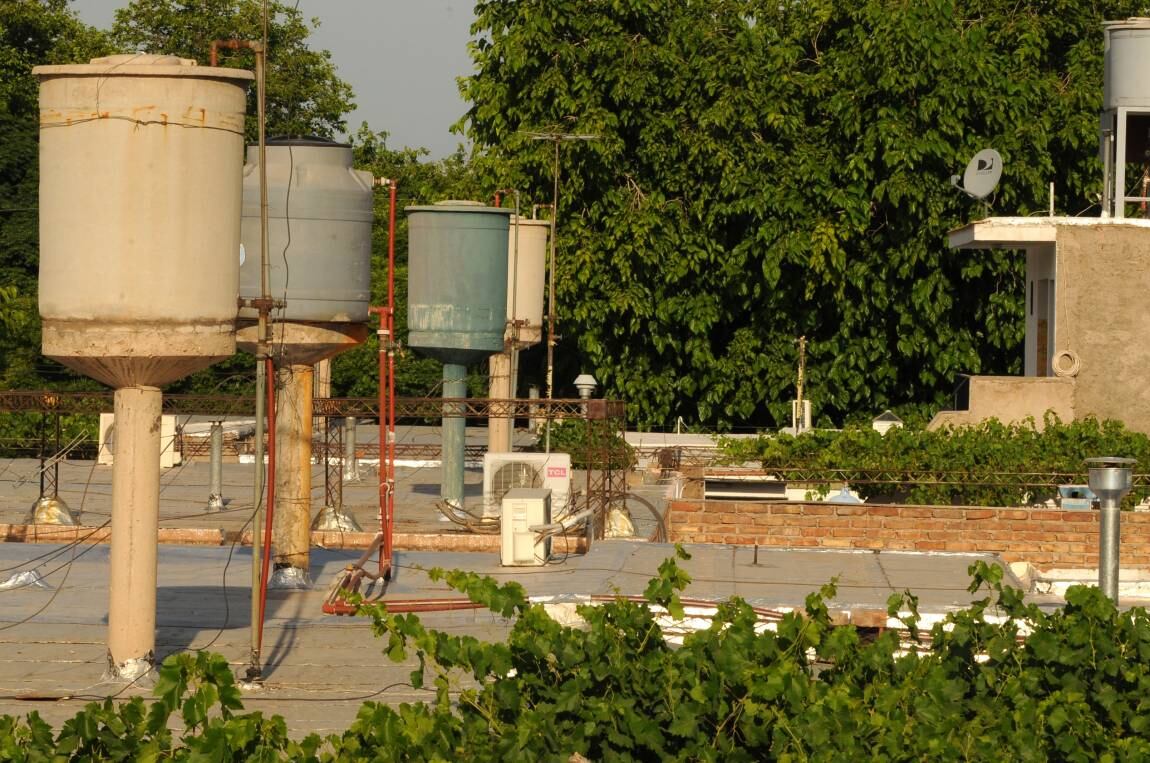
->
[68,1,477,159]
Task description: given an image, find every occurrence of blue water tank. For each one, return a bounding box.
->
[406,201,512,365]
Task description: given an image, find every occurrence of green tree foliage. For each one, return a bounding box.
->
[720,414,1150,506]
[462,0,1143,428]
[9,557,1150,758]
[0,1,356,400]
[0,0,109,392]
[110,0,354,140]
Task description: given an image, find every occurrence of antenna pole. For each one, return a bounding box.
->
[795,336,806,433]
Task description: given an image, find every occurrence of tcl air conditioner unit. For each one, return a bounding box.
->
[501,488,552,566]
[482,452,572,518]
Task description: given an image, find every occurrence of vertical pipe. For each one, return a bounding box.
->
[1100,501,1120,601]
[527,385,540,434]
[105,385,162,681]
[208,421,224,512]
[343,416,359,481]
[258,355,277,653]
[271,363,313,585]
[442,363,467,511]
[248,353,265,676]
[52,412,62,496]
[37,412,47,498]
[383,182,398,575]
[544,142,559,453]
[1103,128,1114,219]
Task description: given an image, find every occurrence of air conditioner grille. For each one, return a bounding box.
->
[491,462,542,506]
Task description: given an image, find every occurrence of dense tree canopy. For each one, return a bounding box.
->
[0,0,108,388]
[111,0,354,140]
[0,0,359,396]
[462,0,1142,428]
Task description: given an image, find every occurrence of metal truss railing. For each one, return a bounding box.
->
[0,390,622,422]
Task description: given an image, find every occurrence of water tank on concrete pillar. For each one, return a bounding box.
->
[238,138,374,323]
[35,54,252,388]
[406,201,512,364]
[1104,19,1150,110]
[507,216,549,347]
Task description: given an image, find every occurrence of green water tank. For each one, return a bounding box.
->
[406,201,512,365]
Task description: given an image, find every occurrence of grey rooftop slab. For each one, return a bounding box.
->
[0,539,1027,735]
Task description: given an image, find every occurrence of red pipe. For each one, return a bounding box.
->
[368,181,398,580]
[257,355,277,652]
[209,38,259,67]
[383,180,397,578]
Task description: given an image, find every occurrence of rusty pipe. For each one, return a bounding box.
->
[209,38,263,67]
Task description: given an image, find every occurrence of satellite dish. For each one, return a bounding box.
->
[951,148,1003,200]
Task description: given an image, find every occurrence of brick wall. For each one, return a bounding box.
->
[668,500,1150,570]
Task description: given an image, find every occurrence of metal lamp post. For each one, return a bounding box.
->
[1086,456,1135,601]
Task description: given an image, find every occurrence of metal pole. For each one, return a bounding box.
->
[1100,502,1120,600]
[208,421,224,512]
[1086,457,1135,603]
[544,141,558,453]
[247,12,270,681]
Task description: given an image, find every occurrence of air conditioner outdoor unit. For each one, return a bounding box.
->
[482,452,572,519]
[500,487,552,566]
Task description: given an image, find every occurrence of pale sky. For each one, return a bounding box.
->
[68,0,477,159]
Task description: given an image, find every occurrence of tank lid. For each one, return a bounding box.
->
[90,53,195,66]
[406,199,512,215]
[1105,17,1150,31]
[267,135,351,148]
[510,214,553,227]
[33,52,254,81]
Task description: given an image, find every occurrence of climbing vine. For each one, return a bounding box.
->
[5,552,1150,759]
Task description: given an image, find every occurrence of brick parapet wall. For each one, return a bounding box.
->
[668,500,1150,570]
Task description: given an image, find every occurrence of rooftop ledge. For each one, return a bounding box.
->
[948,216,1150,250]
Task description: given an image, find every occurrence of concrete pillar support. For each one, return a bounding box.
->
[106,385,162,681]
[488,353,513,454]
[442,363,467,511]
[272,364,313,587]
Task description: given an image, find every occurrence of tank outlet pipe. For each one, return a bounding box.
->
[1087,457,1135,602]
[207,421,224,512]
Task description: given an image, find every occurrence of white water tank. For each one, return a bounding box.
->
[35,54,252,388]
[238,138,374,323]
[506,216,550,346]
[1104,19,1150,110]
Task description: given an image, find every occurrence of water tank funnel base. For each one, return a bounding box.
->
[235,321,368,365]
[42,321,235,387]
